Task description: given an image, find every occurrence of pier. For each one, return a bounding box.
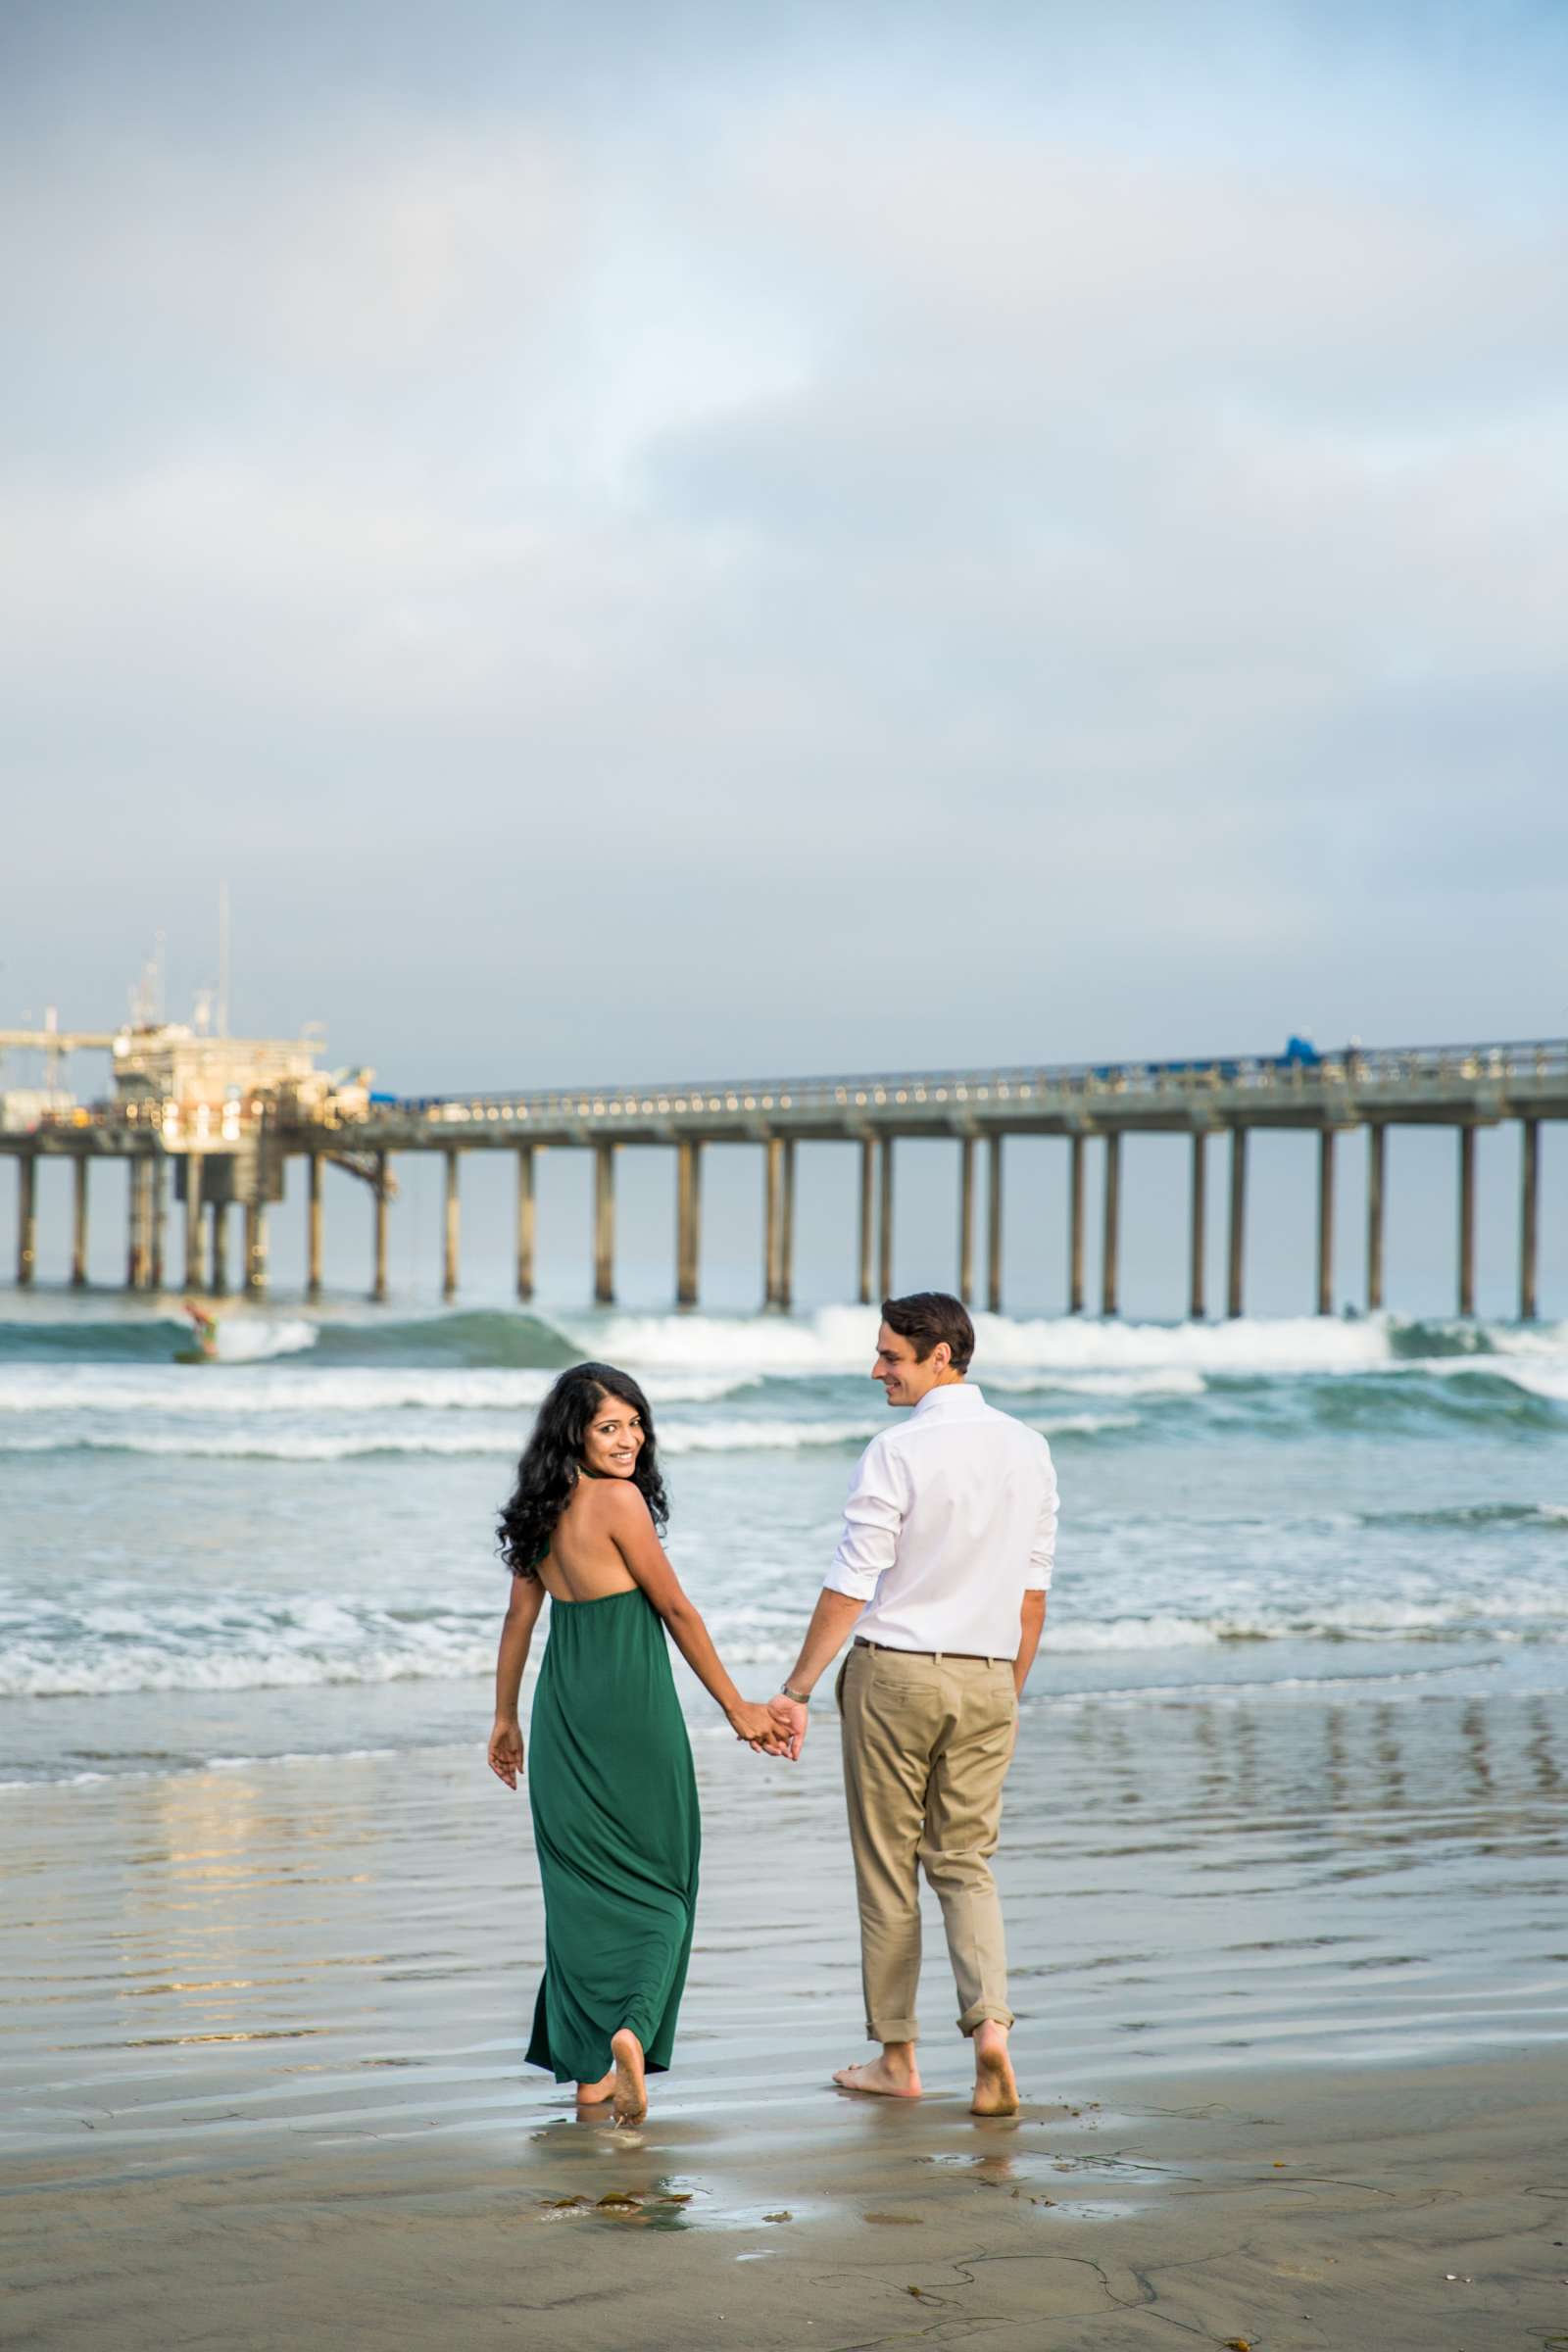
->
[1,1031,1562,1317]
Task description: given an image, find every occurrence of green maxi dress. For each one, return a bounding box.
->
[525,1587,701,2085]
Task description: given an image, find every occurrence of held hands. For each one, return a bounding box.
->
[488,1717,524,1789]
[727,1700,792,1758]
[767,1693,808,1763]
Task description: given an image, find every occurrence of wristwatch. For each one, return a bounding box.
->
[779,1684,810,1706]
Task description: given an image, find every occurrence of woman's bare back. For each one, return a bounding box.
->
[536,1478,640,1605]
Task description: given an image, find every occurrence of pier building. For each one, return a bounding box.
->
[0,1020,382,1298]
[1,1025,1562,1318]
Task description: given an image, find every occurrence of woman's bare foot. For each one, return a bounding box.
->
[575,2067,615,2105]
[611,2029,647,2125]
[970,2022,1019,2116]
[832,2045,922,2098]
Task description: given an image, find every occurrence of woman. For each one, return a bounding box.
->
[488,1361,780,2126]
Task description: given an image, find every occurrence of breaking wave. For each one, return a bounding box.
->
[0,1405,1138,1462]
[5,1582,1566,1700]
[0,1299,1562,1373]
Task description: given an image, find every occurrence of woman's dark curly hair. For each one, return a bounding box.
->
[498,1362,668,1579]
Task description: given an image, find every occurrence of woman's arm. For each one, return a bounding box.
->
[601,1485,784,1752]
[489,1573,547,1788]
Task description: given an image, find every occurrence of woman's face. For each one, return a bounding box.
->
[581,1391,645,1479]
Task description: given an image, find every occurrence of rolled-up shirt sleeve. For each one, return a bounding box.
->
[823,1434,907,1601]
[1026,1452,1058,1592]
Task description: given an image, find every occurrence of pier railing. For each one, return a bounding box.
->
[13,1037,1567,1140]
[368,1037,1568,1128]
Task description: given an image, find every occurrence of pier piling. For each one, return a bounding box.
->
[858,1140,874,1305]
[878,1138,895,1300]
[763,1140,780,1306]
[1189,1133,1207,1321]
[957,1136,975,1305]
[1067,1135,1085,1314]
[71,1156,89,1288]
[149,1155,166,1291]
[1520,1118,1540,1323]
[442,1150,460,1300]
[306,1152,323,1299]
[1457,1126,1477,1317]
[128,1161,143,1291]
[1101,1133,1121,1318]
[126,1158,149,1290]
[372,1152,390,1302]
[515,1147,535,1304]
[761,1133,799,1307]
[138,1159,155,1289]
[17,1153,36,1288]
[593,1143,615,1306]
[1316,1130,1337,1316]
[987,1136,1004,1314]
[780,1139,797,1312]
[183,1154,204,1292]
[209,1200,230,1297]
[763,1138,789,1308]
[243,1199,268,1296]
[1366,1124,1386,1311]
[1227,1128,1249,1318]
[675,1140,701,1308]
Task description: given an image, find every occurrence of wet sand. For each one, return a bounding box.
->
[5,1685,1566,2347]
[6,2058,1563,2350]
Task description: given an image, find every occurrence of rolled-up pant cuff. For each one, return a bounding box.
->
[866,2016,920,2044]
[957,2000,1014,2037]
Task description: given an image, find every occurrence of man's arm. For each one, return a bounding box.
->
[785,1588,867,1697]
[1013,1590,1047,1696]
[769,1589,865,1758]
[768,1434,906,1760]
[1015,1447,1056,1697]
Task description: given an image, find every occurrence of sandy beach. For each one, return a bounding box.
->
[7,1677,1564,2350]
[8,2055,1562,2351]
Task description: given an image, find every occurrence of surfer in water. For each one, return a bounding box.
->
[178,1303,220,1364]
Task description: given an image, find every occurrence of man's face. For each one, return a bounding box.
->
[872,1322,951,1408]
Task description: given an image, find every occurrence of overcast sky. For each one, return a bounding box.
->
[4,0,1565,1093]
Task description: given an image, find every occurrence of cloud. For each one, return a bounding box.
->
[0,7,1564,1080]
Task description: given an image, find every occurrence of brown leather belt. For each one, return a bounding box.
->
[854,1637,998,1662]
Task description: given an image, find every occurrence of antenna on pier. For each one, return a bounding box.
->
[218,882,231,1039]
[130,953,160,1028]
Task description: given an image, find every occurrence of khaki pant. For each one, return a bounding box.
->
[837,1642,1018,2043]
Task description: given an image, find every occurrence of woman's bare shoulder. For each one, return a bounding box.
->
[585,1477,652,1523]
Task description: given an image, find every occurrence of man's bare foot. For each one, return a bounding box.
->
[832,2049,922,2098]
[611,2029,647,2125]
[575,2068,615,2105]
[970,2022,1019,2116]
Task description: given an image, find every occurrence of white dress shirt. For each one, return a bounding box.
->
[823,1383,1057,1659]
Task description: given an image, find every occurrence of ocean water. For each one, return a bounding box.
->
[2,1293,1566,1788]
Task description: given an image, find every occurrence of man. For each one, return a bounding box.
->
[768,1291,1056,2117]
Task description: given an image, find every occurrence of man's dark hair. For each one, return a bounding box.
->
[880,1291,975,1375]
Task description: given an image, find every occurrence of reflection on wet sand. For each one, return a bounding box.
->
[5,1684,1566,2352]
[2,1685,1564,2174]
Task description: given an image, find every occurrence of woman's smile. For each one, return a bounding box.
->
[584,1404,645,1479]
